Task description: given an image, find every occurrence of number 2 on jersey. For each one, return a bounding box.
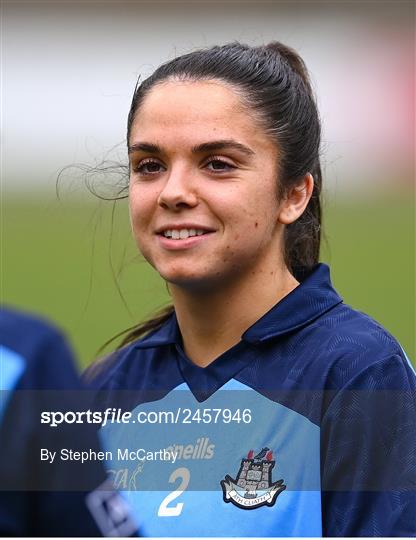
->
[158,467,190,517]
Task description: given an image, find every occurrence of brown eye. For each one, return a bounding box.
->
[205,158,236,172]
[135,159,165,175]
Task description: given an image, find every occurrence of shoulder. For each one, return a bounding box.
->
[82,334,166,390]
[0,307,80,390]
[0,306,66,353]
[314,301,414,390]
[83,312,179,389]
[82,343,135,388]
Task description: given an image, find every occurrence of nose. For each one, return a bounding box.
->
[157,165,198,211]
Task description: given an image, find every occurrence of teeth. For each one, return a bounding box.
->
[163,229,208,239]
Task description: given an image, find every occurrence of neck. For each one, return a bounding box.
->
[170,264,299,367]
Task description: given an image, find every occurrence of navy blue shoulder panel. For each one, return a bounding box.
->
[0,307,81,390]
[0,308,110,536]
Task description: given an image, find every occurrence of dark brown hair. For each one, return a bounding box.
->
[117,41,322,348]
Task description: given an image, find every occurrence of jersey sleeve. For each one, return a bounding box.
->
[0,309,138,536]
[321,352,416,536]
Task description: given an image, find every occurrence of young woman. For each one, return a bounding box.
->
[85,42,416,537]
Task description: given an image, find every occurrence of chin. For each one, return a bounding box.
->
[161,267,240,294]
[157,267,214,291]
[163,273,207,289]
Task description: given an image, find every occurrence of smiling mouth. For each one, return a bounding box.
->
[159,228,212,240]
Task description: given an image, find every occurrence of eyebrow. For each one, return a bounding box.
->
[128,139,255,156]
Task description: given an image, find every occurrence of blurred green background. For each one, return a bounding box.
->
[2,190,414,369]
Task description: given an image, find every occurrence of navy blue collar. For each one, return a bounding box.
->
[133,263,342,350]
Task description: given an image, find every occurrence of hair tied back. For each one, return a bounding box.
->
[263,41,312,88]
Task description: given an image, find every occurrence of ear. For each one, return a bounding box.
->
[278,173,314,225]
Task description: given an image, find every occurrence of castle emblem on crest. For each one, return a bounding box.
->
[221,448,286,509]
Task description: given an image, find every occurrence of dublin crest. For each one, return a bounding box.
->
[221,448,286,510]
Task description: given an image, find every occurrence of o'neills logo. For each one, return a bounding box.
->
[165,437,215,461]
[221,448,286,510]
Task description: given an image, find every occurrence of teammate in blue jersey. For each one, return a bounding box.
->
[0,307,138,536]
[84,42,416,537]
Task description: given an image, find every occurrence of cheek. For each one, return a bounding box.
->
[250,185,280,230]
[128,195,140,236]
[128,202,149,259]
[230,189,279,235]
[128,185,156,232]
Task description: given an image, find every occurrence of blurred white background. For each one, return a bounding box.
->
[2,0,414,196]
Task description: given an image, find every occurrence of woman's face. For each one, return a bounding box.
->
[128,80,287,291]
